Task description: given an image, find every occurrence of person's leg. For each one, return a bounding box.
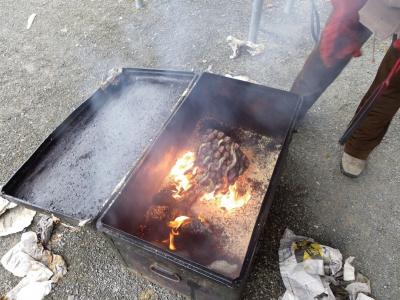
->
[344,45,400,160]
[291,23,371,118]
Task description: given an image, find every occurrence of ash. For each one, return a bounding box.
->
[9,76,191,221]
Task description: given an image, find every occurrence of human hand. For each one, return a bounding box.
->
[320,0,367,67]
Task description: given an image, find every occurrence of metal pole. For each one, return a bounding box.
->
[248,0,264,43]
[135,0,144,9]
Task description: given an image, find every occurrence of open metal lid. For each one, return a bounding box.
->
[1,68,197,226]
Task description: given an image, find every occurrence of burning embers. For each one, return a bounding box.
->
[192,129,249,195]
[133,122,282,278]
[138,128,253,270]
[169,129,250,208]
[167,216,211,251]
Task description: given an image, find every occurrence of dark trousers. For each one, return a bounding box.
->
[344,45,400,159]
[291,22,400,159]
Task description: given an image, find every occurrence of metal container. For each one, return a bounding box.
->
[1,68,197,225]
[1,69,301,300]
[97,72,301,299]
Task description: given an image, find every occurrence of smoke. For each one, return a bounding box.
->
[71,0,332,92]
[5,0,332,218]
[75,0,332,214]
[5,0,336,221]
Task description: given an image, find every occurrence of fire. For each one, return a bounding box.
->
[168,216,191,251]
[200,183,251,210]
[169,152,195,199]
[162,151,251,252]
[168,152,251,210]
[219,184,251,210]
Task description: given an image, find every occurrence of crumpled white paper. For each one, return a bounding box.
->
[0,196,17,216]
[356,293,375,300]
[278,229,375,300]
[1,231,67,300]
[344,256,356,281]
[279,229,342,300]
[0,206,36,237]
[346,282,371,300]
[12,280,52,300]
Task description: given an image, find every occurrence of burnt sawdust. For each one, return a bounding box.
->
[190,128,280,276]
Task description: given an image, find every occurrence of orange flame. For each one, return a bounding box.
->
[169,152,195,199]
[168,216,191,251]
[200,183,251,210]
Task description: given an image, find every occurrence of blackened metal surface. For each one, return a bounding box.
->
[110,235,241,300]
[97,72,301,299]
[2,69,195,224]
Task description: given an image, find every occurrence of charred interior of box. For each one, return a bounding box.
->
[102,74,296,280]
[138,118,280,279]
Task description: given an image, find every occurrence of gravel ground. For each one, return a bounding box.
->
[1,0,399,299]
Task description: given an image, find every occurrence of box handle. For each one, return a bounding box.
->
[150,263,181,282]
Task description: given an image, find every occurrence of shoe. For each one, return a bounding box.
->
[340,152,366,178]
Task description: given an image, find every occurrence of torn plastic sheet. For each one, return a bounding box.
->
[1,232,67,300]
[226,35,265,59]
[0,206,36,237]
[279,229,342,300]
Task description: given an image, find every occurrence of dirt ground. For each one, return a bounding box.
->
[1,0,399,299]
